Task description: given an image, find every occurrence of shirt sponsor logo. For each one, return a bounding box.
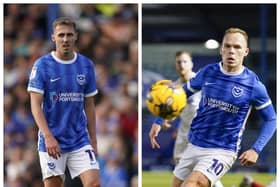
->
[203,97,239,113]
[50,92,59,102]
[50,92,84,102]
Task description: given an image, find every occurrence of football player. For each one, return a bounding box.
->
[149,28,276,187]
[28,17,100,187]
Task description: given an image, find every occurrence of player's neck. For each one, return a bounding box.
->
[54,51,75,61]
[223,65,242,73]
[221,63,244,75]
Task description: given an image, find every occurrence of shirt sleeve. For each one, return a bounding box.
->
[251,80,272,110]
[250,80,276,154]
[153,117,165,125]
[27,61,45,94]
[251,104,276,154]
[182,67,206,97]
[85,61,98,97]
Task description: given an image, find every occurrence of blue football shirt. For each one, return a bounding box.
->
[183,62,272,153]
[27,52,98,153]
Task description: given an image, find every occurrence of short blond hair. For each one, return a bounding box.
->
[53,17,76,32]
[175,51,192,58]
[224,27,248,45]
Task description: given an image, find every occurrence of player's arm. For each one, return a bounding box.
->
[149,68,205,148]
[149,118,173,149]
[149,122,162,149]
[84,96,98,156]
[30,92,61,159]
[239,105,276,166]
[239,82,276,166]
[182,65,206,97]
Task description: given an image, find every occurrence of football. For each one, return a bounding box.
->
[145,80,187,120]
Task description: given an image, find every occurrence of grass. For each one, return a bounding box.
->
[142,171,275,187]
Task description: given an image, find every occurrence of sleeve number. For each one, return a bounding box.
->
[207,159,224,176]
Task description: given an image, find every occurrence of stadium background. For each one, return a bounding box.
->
[142,4,276,186]
[4,4,138,187]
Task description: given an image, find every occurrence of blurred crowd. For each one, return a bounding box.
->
[4,4,138,187]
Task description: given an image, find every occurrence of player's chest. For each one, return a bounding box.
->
[201,77,252,105]
[45,68,88,91]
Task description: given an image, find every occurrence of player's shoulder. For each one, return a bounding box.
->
[33,53,52,66]
[242,66,261,83]
[202,62,218,70]
[76,53,94,65]
[196,62,220,77]
[243,66,259,77]
[241,67,268,95]
[201,62,220,72]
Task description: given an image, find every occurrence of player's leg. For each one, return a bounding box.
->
[67,145,100,187]
[174,144,235,187]
[80,169,100,187]
[173,137,224,187]
[173,129,189,164]
[171,175,184,187]
[181,171,210,187]
[43,176,63,187]
[38,152,67,187]
[186,144,235,187]
[173,143,197,187]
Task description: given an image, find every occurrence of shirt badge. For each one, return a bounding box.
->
[232,86,243,97]
[77,74,86,85]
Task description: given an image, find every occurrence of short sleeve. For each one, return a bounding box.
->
[27,61,45,94]
[251,80,272,110]
[84,61,98,97]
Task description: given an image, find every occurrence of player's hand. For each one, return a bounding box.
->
[162,120,172,130]
[44,134,61,159]
[238,149,259,166]
[91,142,98,157]
[149,123,161,149]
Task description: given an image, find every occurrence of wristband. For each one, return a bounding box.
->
[154,118,164,125]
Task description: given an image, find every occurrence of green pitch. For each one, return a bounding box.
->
[142,171,275,187]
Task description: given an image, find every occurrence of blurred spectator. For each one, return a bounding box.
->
[6,146,26,182]
[239,175,264,187]
[101,135,129,187]
[4,4,138,187]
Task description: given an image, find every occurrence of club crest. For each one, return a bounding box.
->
[47,161,56,169]
[77,74,86,85]
[232,86,243,97]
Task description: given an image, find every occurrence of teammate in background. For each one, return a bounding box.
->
[171,51,199,164]
[149,27,276,187]
[153,51,224,187]
[27,17,100,187]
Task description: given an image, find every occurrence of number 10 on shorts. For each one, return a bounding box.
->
[207,159,224,176]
